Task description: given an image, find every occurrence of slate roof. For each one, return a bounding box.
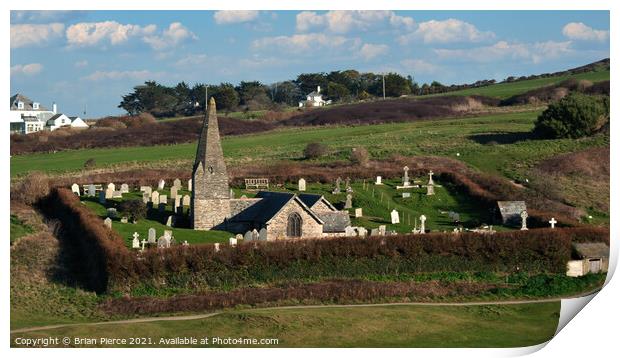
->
[573,243,609,259]
[316,212,351,233]
[298,193,338,211]
[232,191,324,225]
[10,94,48,111]
[497,201,527,225]
[307,91,321,97]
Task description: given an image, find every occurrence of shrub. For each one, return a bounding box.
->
[350,147,369,167]
[119,199,147,223]
[534,93,610,139]
[84,158,96,169]
[303,142,328,159]
[12,172,50,205]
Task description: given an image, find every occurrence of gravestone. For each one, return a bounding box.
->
[104,217,112,229]
[332,177,342,194]
[120,183,129,193]
[345,177,352,193]
[419,215,427,234]
[370,228,379,236]
[229,237,237,246]
[142,192,150,204]
[182,241,189,247]
[427,170,435,186]
[99,191,106,204]
[345,226,356,237]
[113,190,122,198]
[378,225,386,236]
[157,236,170,248]
[426,183,435,196]
[88,184,96,197]
[71,183,80,195]
[549,217,557,229]
[402,192,411,198]
[164,230,172,239]
[298,178,306,191]
[151,191,159,205]
[106,208,118,218]
[375,176,382,185]
[158,203,166,212]
[391,210,400,224]
[188,179,192,191]
[402,166,410,186]
[141,186,152,195]
[344,194,352,209]
[159,194,168,205]
[174,196,181,210]
[357,227,368,237]
[120,217,128,223]
[107,183,116,192]
[166,216,172,227]
[170,186,178,200]
[244,231,253,241]
[105,188,114,199]
[235,234,243,242]
[354,208,363,217]
[148,228,157,244]
[182,195,190,206]
[173,178,182,189]
[259,228,268,241]
[158,179,165,190]
[140,239,147,251]
[214,243,220,252]
[252,229,259,241]
[132,232,140,249]
[520,210,528,230]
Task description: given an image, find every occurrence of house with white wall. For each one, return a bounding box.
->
[298,86,332,108]
[10,94,89,134]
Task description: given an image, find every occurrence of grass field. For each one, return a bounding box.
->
[10,110,609,184]
[10,302,560,348]
[423,70,609,99]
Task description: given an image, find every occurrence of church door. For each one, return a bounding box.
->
[287,212,302,238]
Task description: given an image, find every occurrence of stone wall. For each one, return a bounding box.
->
[312,199,335,213]
[267,199,323,240]
[193,198,231,230]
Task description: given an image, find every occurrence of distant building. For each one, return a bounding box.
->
[496,201,527,227]
[567,242,609,277]
[9,94,89,134]
[298,86,331,108]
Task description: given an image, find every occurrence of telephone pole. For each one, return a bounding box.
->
[382,73,386,100]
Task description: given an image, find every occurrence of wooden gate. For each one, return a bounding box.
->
[589,259,601,273]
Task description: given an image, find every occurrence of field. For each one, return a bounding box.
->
[10,302,560,348]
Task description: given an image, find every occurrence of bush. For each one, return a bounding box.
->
[350,147,369,167]
[84,158,96,169]
[119,199,147,223]
[534,93,610,139]
[303,142,328,159]
[12,172,49,205]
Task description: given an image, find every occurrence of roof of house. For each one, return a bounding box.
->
[573,243,609,259]
[10,94,49,111]
[46,113,67,126]
[307,91,321,97]
[316,211,351,233]
[497,201,527,217]
[298,193,337,211]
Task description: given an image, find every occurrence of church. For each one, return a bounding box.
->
[191,97,350,241]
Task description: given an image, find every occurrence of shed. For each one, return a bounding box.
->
[567,242,609,277]
[496,201,526,226]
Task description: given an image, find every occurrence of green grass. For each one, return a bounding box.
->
[423,70,609,99]
[10,302,560,347]
[10,215,34,243]
[80,189,233,246]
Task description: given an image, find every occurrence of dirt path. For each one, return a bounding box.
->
[11,290,599,334]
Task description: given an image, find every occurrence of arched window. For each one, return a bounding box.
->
[286,212,302,238]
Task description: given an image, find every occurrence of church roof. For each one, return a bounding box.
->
[298,193,337,211]
[316,212,351,233]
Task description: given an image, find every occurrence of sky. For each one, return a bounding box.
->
[10,10,610,118]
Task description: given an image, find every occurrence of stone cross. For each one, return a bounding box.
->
[403,166,410,186]
[549,217,557,229]
[344,194,352,209]
[391,209,400,224]
[428,170,435,185]
[520,210,528,230]
[141,239,147,251]
[333,177,342,194]
[419,215,427,234]
[71,183,80,195]
[132,232,140,249]
[375,176,382,185]
[182,240,189,247]
[345,177,351,188]
[298,178,306,191]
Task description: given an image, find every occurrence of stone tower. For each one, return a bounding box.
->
[191,97,231,230]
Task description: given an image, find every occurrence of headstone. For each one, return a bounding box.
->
[402,192,411,198]
[164,230,172,239]
[173,178,182,189]
[419,215,427,234]
[170,186,179,200]
[345,177,350,189]
[120,216,128,223]
[99,191,106,204]
[182,240,189,247]
[151,191,159,205]
[158,203,166,212]
[106,208,118,218]
[113,190,122,198]
[332,177,342,194]
[214,243,220,252]
[141,186,152,195]
[88,184,96,197]
[520,210,528,230]
[402,166,410,186]
[344,194,352,209]
[375,176,382,185]
[345,226,356,236]
[354,208,363,217]
[426,183,435,196]
[104,217,112,229]
[120,183,129,193]
[132,232,140,249]
[107,183,115,192]
[148,228,156,244]
[229,237,237,246]
[244,230,253,241]
[182,195,190,206]
[390,210,400,224]
[427,170,435,186]
[259,228,268,241]
[549,217,557,229]
[370,228,379,236]
[235,233,243,242]
[140,239,147,251]
[357,227,368,237]
[105,188,114,199]
[252,229,259,241]
[188,179,192,191]
[166,215,172,227]
[71,183,80,195]
[142,192,150,204]
[378,225,386,236]
[157,236,170,248]
[159,194,168,205]
[158,179,165,190]
[298,178,306,191]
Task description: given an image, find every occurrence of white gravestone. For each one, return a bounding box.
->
[159,194,168,205]
[298,178,306,191]
[214,243,220,252]
[235,234,243,242]
[166,215,172,227]
[188,179,192,191]
[151,191,160,205]
[107,183,115,192]
[88,184,96,197]
[158,179,165,190]
[357,227,368,237]
[259,228,268,241]
[173,178,181,189]
[345,226,356,236]
[182,195,190,206]
[354,208,363,217]
[170,186,179,200]
[148,228,157,244]
[402,166,410,186]
[345,194,352,209]
[104,217,112,229]
[402,192,411,198]
[105,188,114,199]
[132,232,140,249]
[229,237,237,246]
[141,186,152,195]
[71,183,80,195]
[378,225,386,236]
[419,215,427,234]
[520,210,528,230]
[120,183,129,193]
[142,192,150,204]
[244,231,253,241]
[428,170,435,185]
[549,217,557,229]
[140,239,147,251]
[375,176,382,185]
[391,210,400,224]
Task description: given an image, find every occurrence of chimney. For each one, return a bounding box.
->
[52,102,57,114]
[317,86,321,93]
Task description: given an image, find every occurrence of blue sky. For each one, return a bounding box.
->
[10,10,609,118]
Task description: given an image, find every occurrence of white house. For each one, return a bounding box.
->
[68,116,89,129]
[298,86,332,108]
[10,94,55,134]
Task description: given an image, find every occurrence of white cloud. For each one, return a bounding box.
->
[66,21,156,47]
[562,22,609,42]
[296,10,414,33]
[359,43,389,60]
[82,70,165,81]
[10,23,64,48]
[399,18,495,44]
[11,10,86,24]
[213,10,259,24]
[252,33,355,54]
[434,40,572,64]
[143,22,197,50]
[401,59,440,74]
[175,54,209,67]
[74,60,88,68]
[11,63,43,76]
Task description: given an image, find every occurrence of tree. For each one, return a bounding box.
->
[534,93,609,139]
[326,82,350,102]
[295,73,328,96]
[119,199,147,223]
[211,83,239,114]
[236,81,271,110]
[383,73,412,97]
[271,81,302,106]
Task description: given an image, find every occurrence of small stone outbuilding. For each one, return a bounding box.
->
[566,242,609,277]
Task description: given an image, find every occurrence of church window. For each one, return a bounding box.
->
[208,166,214,174]
[286,212,302,237]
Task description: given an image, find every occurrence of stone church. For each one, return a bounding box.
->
[192,97,350,240]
